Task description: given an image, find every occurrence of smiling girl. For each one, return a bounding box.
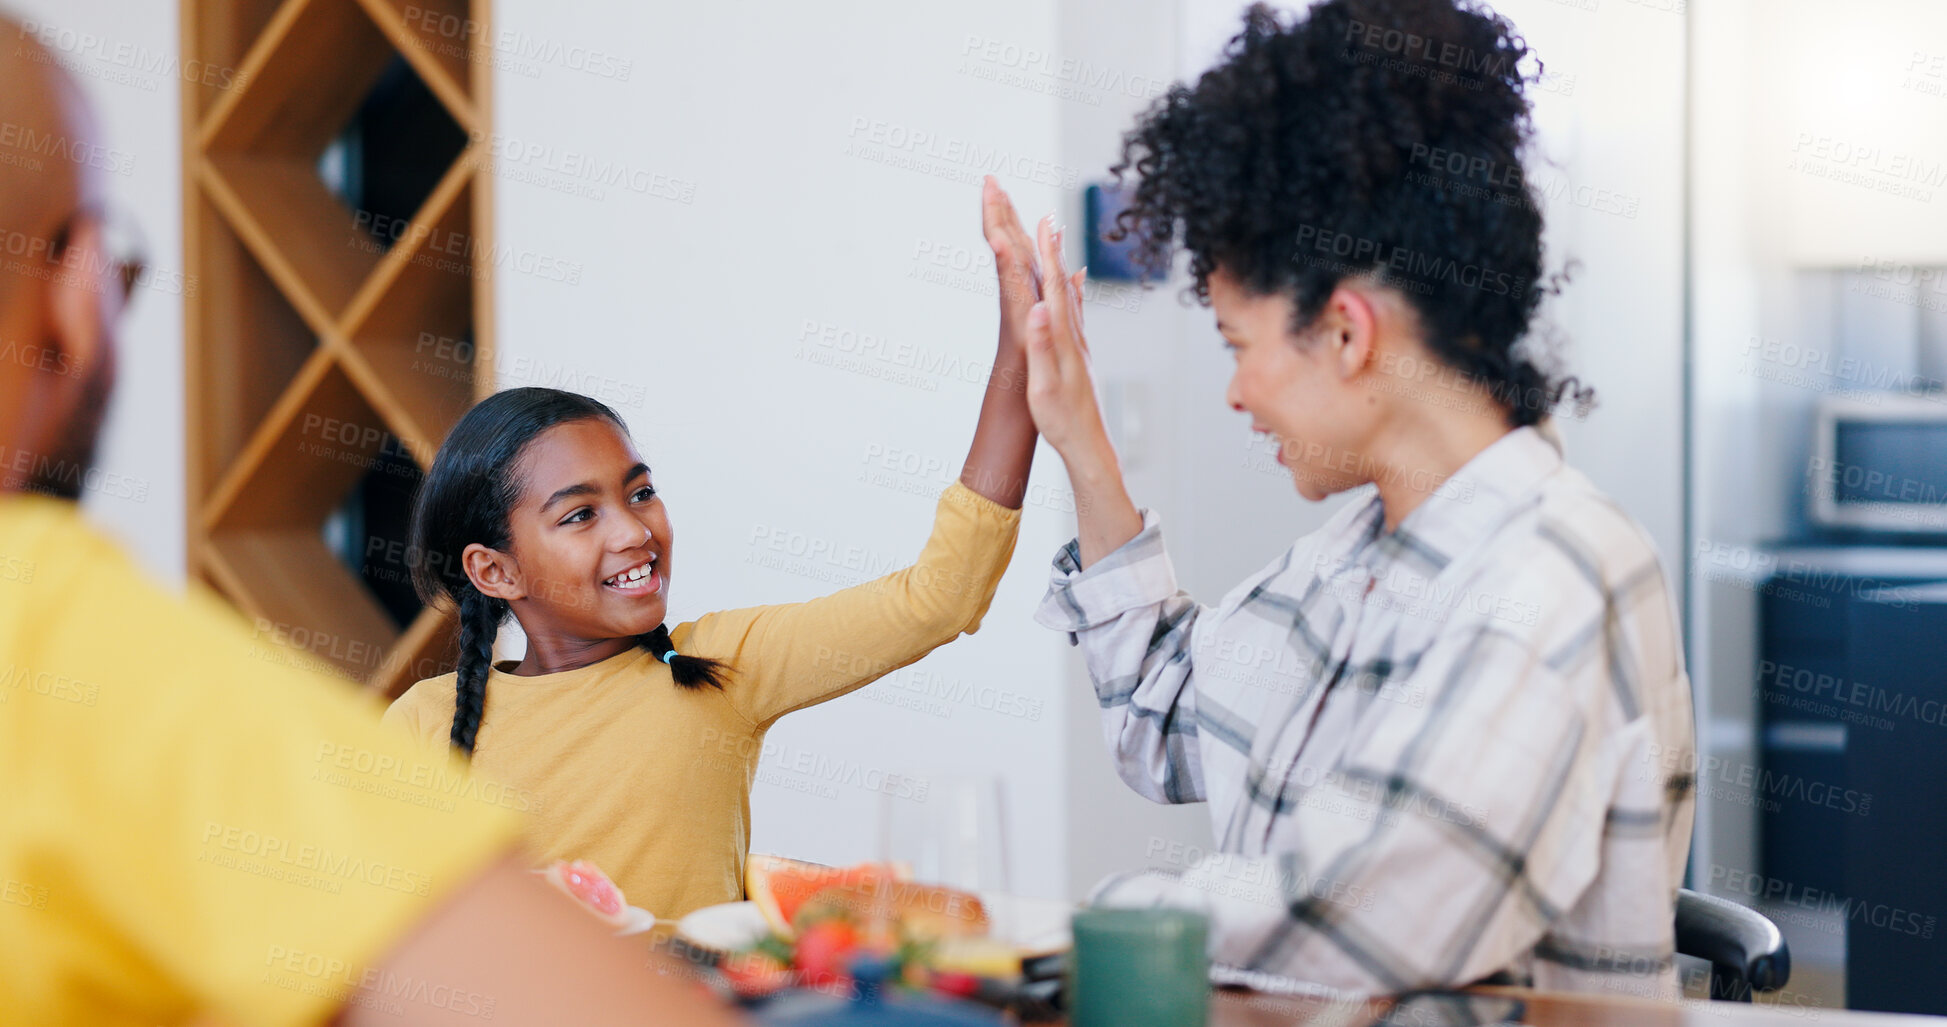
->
[382,180,1062,918]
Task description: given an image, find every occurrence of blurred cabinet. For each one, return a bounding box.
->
[1843,582,1947,1014]
[181,0,496,695]
[1757,547,1947,1013]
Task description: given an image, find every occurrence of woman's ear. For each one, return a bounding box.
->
[462,543,525,602]
[1322,284,1378,381]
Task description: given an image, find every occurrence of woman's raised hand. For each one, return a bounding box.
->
[1023,213,1109,463]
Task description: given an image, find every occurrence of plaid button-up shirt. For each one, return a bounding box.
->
[1035,427,1695,998]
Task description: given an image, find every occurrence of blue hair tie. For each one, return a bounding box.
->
[661,649,679,666]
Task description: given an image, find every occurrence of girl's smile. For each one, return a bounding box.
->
[601,555,662,596]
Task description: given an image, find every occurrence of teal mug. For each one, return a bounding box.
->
[1067,907,1210,1027]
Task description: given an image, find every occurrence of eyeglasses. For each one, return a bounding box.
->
[47,203,149,307]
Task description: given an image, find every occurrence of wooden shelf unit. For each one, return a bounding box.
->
[182,0,495,697]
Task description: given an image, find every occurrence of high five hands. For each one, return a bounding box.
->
[956,175,1066,511]
[977,176,1104,462]
[981,176,1065,363]
[979,177,1143,566]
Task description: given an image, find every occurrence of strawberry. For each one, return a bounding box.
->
[794,920,862,990]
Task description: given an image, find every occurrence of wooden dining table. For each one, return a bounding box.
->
[641,908,1947,1027]
[1018,985,1945,1026]
[642,904,1945,1027]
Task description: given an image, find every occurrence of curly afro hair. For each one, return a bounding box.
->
[1110,0,1589,427]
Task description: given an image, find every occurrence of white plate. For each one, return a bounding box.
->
[614,905,658,937]
[676,900,772,952]
[674,893,1073,956]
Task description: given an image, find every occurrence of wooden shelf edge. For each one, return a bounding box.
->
[335,347,443,460]
[206,529,404,683]
[348,0,479,135]
[196,348,340,534]
[182,0,207,571]
[337,146,478,337]
[193,0,317,153]
[197,160,346,341]
[367,603,457,698]
[468,0,495,404]
[195,541,261,625]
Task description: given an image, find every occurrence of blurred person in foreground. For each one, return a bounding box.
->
[1023,0,1695,998]
[0,18,739,1027]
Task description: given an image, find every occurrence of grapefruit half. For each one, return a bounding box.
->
[744,854,905,939]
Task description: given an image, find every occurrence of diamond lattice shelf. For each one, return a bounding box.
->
[189,202,318,480]
[184,0,495,696]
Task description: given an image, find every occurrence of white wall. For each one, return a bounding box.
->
[1495,0,1688,585]
[6,1,186,583]
[1688,0,1792,908]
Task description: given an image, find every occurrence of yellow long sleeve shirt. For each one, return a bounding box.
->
[0,497,519,1027]
[383,481,1021,918]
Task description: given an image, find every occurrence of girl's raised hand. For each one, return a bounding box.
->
[978,176,1086,384]
[957,179,1043,510]
[1023,214,1110,462]
[981,176,1041,352]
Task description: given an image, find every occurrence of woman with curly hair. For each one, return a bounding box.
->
[1023,0,1695,997]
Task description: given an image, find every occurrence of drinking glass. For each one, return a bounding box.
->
[878,773,1013,936]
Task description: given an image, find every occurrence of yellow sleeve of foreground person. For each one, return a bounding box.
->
[0,497,522,1027]
[676,481,1022,727]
